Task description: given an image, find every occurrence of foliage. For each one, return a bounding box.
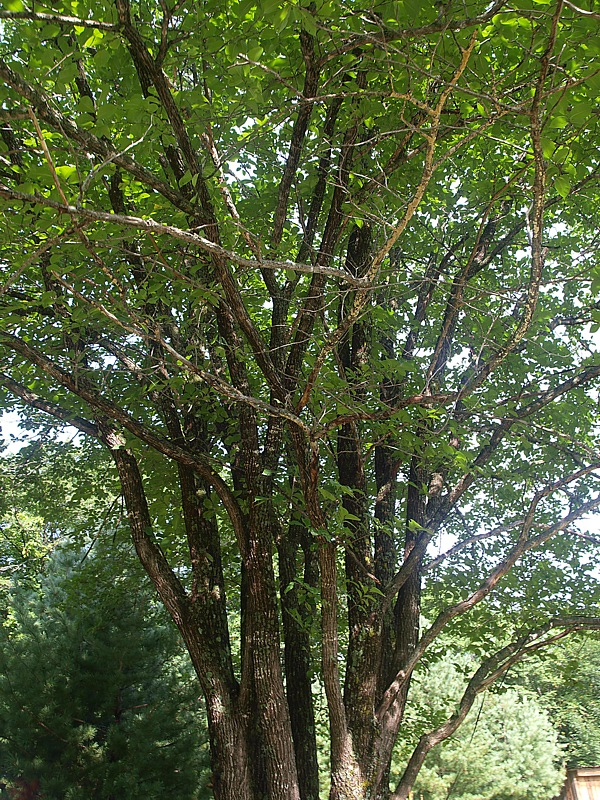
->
[514,635,600,769]
[0,437,117,536]
[395,655,564,800]
[0,0,599,798]
[0,439,119,609]
[0,544,209,800]
[0,508,51,605]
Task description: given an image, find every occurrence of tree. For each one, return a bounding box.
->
[0,436,117,607]
[0,544,210,800]
[394,654,564,800]
[514,635,600,768]
[0,1,599,798]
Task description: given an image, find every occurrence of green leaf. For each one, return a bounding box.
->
[541,138,556,159]
[549,116,568,129]
[274,4,293,32]
[554,175,571,198]
[247,45,264,61]
[83,29,105,48]
[54,165,79,184]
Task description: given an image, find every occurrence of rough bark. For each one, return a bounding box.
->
[336,224,383,788]
[101,429,254,800]
[278,519,320,800]
[240,408,301,800]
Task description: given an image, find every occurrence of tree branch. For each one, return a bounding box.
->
[294,33,478,414]
[272,30,320,247]
[379,486,600,722]
[431,362,600,530]
[0,10,119,30]
[455,2,563,401]
[0,61,194,215]
[0,373,99,437]
[0,184,367,286]
[0,330,248,555]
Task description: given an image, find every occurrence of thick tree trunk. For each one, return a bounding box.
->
[338,417,381,782]
[103,434,256,800]
[243,497,301,800]
[185,631,254,800]
[279,520,320,800]
[321,536,366,800]
[240,563,271,799]
[336,223,382,787]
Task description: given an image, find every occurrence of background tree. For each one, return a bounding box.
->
[0,435,117,606]
[514,635,600,769]
[393,653,565,800]
[0,1,599,798]
[0,542,210,800]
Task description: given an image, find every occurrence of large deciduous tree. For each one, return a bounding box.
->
[0,1,599,798]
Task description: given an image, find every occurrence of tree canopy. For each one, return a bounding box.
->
[0,1,599,798]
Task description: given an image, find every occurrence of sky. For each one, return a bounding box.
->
[1,410,27,454]
[0,409,80,454]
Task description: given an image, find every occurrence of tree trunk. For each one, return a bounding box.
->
[103,433,256,800]
[336,223,381,786]
[279,519,321,800]
[371,457,426,799]
[243,498,301,799]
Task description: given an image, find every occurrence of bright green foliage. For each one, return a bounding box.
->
[0,439,119,608]
[396,656,564,800]
[515,636,600,769]
[0,439,117,540]
[0,509,51,604]
[0,546,210,800]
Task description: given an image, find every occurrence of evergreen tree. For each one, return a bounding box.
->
[0,546,210,800]
[395,655,564,800]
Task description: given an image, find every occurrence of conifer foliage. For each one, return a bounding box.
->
[0,547,208,800]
